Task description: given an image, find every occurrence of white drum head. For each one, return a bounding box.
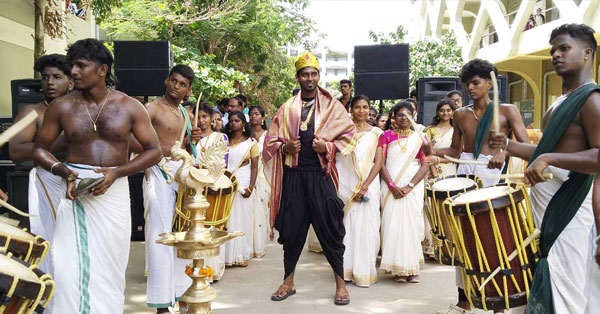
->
[211,174,232,190]
[0,254,38,282]
[453,186,514,205]
[432,177,476,192]
[0,222,35,242]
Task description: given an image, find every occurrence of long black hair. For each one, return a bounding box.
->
[349,94,370,109]
[248,105,268,130]
[431,98,456,126]
[386,101,414,130]
[66,38,115,86]
[375,113,389,130]
[224,111,252,139]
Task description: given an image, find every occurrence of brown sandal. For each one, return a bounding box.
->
[271,285,296,301]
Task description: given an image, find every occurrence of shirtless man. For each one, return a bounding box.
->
[144,64,198,313]
[9,54,73,276]
[33,38,161,313]
[490,23,600,314]
[430,59,529,314]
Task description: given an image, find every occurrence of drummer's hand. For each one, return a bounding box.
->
[488,131,507,150]
[312,138,327,153]
[191,127,202,143]
[524,155,549,186]
[399,185,413,197]
[391,186,403,199]
[0,189,7,202]
[242,190,251,198]
[66,170,79,200]
[90,167,120,196]
[488,150,506,170]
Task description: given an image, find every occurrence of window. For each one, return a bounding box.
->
[326,52,348,62]
[325,68,348,76]
[290,49,298,57]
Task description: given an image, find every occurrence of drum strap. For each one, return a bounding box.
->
[36,172,57,220]
[382,135,422,209]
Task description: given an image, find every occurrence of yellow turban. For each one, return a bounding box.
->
[295,52,319,71]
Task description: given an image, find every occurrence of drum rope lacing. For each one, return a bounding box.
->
[444,184,539,311]
[0,252,56,314]
[1,229,50,267]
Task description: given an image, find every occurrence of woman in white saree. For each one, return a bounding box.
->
[379,102,431,283]
[223,111,259,267]
[337,95,383,287]
[249,105,270,258]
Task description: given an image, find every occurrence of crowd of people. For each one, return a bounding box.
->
[5,22,600,314]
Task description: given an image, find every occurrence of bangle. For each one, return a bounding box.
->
[387,180,396,189]
[50,162,61,175]
[504,137,509,151]
[280,143,286,155]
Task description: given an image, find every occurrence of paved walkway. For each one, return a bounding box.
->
[124,241,461,314]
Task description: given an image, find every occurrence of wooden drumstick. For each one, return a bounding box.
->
[0,198,31,217]
[444,154,489,166]
[401,109,427,143]
[477,173,553,181]
[478,228,541,291]
[0,111,38,146]
[192,92,203,145]
[490,71,500,134]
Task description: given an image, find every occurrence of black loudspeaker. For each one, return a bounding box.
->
[11,79,43,119]
[114,41,172,97]
[129,173,145,241]
[354,44,410,100]
[417,77,465,125]
[6,171,30,228]
[114,41,172,69]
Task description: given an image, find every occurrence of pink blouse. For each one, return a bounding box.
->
[377,130,430,163]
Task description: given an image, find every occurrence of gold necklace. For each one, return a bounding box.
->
[162,96,182,119]
[83,90,110,132]
[43,99,49,107]
[354,121,367,129]
[300,101,315,132]
[397,129,412,152]
[198,131,213,152]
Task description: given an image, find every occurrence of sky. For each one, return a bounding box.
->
[304,0,420,51]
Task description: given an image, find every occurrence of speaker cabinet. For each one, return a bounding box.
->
[6,171,30,228]
[129,172,145,241]
[354,44,410,100]
[115,68,169,97]
[11,79,43,120]
[417,77,464,125]
[114,41,172,97]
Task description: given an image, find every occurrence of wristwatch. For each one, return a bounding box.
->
[407,182,415,188]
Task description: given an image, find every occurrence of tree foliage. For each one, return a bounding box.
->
[369,26,463,88]
[101,0,317,114]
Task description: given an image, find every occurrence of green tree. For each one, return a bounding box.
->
[101,0,317,114]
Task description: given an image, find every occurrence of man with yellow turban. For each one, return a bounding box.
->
[263,52,356,305]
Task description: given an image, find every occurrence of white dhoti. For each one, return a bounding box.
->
[530,166,594,314]
[28,166,64,275]
[144,160,191,308]
[51,164,130,313]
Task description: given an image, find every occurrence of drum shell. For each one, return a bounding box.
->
[0,253,53,313]
[446,184,538,310]
[204,171,238,229]
[0,223,49,266]
[425,174,479,265]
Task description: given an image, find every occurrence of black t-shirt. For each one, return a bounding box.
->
[297,99,321,170]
